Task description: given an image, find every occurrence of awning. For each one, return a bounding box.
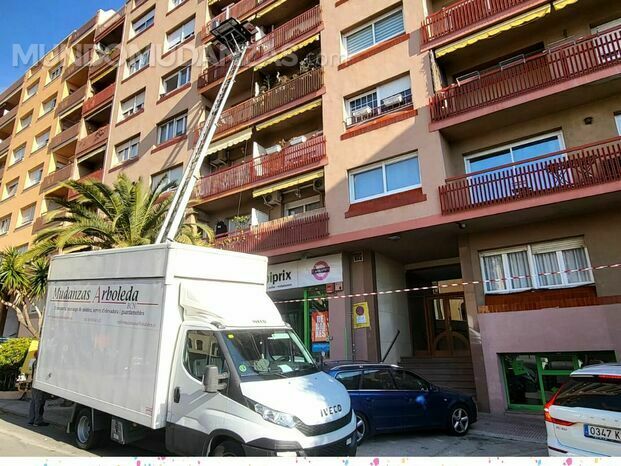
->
[435,5,552,58]
[255,0,289,19]
[256,99,322,131]
[253,170,323,198]
[553,0,579,10]
[207,127,253,155]
[255,35,320,71]
[90,66,116,84]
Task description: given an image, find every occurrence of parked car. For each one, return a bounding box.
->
[545,363,621,456]
[327,363,477,444]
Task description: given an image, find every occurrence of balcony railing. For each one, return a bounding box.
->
[49,123,81,151]
[68,168,104,199]
[56,86,87,116]
[76,125,109,157]
[94,7,125,43]
[0,77,23,105]
[89,46,121,77]
[430,25,621,122]
[439,137,621,214]
[217,68,323,135]
[0,107,17,130]
[202,0,281,42]
[0,138,10,155]
[346,90,413,128]
[63,50,93,79]
[421,0,544,45]
[83,83,115,116]
[196,135,326,200]
[200,6,322,86]
[41,164,74,191]
[71,15,98,43]
[213,208,329,253]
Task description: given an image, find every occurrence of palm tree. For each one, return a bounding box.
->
[35,174,213,255]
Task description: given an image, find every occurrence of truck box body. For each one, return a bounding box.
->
[35,244,281,429]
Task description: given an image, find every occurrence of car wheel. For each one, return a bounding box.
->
[75,407,105,450]
[354,412,370,445]
[211,440,245,457]
[447,404,470,436]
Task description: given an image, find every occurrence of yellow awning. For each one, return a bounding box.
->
[255,35,320,71]
[208,128,253,154]
[435,5,552,58]
[253,170,323,198]
[255,0,289,19]
[553,0,579,10]
[90,66,116,84]
[256,99,322,131]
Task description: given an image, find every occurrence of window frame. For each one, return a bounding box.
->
[151,165,183,191]
[284,195,322,217]
[616,114,621,136]
[127,48,151,77]
[161,64,191,96]
[48,64,63,83]
[348,152,421,203]
[342,7,405,59]
[165,17,195,51]
[26,166,43,188]
[19,112,33,132]
[41,96,57,116]
[0,215,10,235]
[119,90,146,121]
[24,82,39,102]
[132,8,155,36]
[10,144,26,166]
[157,112,188,145]
[34,130,51,151]
[19,204,36,226]
[4,179,19,200]
[115,136,140,164]
[360,368,397,391]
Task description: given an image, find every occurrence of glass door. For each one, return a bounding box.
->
[425,294,470,357]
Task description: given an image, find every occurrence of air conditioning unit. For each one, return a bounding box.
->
[263,191,282,206]
[288,135,307,146]
[381,94,404,107]
[210,150,228,167]
[351,106,372,119]
[264,144,282,155]
[313,178,325,192]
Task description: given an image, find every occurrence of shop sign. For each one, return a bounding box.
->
[312,311,329,342]
[267,254,342,291]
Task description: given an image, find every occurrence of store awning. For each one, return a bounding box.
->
[207,128,253,155]
[255,34,320,71]
[435,4,552,58]
[255,0,289,19]
[253,170,323,198]
[553,0,579,10]
[256,99,322,131]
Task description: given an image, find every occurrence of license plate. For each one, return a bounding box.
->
[584,424,621,444]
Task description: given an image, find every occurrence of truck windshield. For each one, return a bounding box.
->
[222,329,318,380]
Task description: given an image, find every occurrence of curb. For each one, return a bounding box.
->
[470,428,546,445]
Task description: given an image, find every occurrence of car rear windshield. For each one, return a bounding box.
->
[555,377,621,413]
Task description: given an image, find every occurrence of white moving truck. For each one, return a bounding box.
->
[34,243,356,457]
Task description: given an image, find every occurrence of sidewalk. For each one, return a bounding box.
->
[0,398,72,428]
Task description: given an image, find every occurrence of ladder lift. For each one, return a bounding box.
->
[155,18,253,244]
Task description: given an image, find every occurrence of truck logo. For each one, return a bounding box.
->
[311,261,330,281]
[320,404,342,418]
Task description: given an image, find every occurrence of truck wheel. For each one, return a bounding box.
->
[75,407,104,450]
[211,440,245,457]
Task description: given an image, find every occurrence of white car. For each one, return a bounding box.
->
[545,363,621,456]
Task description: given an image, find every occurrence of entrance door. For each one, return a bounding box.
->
[425,294,470,357]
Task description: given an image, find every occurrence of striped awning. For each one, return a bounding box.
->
[255,0,289,19]
[207,128,253,155]
[435,4,552,58]
[255,34,320,71]
[553,0,579,10]
[253,170,323,198]
[256,99,322,131]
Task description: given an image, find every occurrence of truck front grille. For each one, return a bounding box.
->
[296,410,353,437]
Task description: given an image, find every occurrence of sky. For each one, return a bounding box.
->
[0,0,125,92]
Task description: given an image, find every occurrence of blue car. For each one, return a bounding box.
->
[327,363,477,444]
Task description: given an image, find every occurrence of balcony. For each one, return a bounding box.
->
[76,125,109,157]
[82,84,115,116]
[0,77,23,106]
[213,208,329,254]
[94,8,125,43]
[40,165,74,192]
[31,216,48,234]
[199,6,322,88]
[0,107,17,131]
[49,124,81,152]
[0,138,10,156]
[89,46,121,78]
[421,0,548,48]
[55,86,87,116]
[68,169,104,199]
[71,15,97,43]
[430,25,621,124]
[201,0,281,43]
[216,68,324,136]
[63,50,93,79]
[439,137,621,214]
[196,135,326,201]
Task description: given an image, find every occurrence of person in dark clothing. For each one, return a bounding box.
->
[28,351,48,427]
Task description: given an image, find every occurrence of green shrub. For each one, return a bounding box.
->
[0,338,32,371]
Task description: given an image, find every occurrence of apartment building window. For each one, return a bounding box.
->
[343,8,405,58]
[345,75,412,127]
[480,238,594,294]
[11,145,26,166]
[19,112,32,132]
[19,204,35,226]
[615,114,621,135]
[24,82,39,101]
[115,136,140,164]
[349,153,421,202]
[127,48,150,77]
[166,18,195,51]
[3,179,18,200]
[157,113,187,145]
[162,65,191,95]
[120,91,145,120]
[48,64,63,83]
[41,96,57,116]
[151,165,183,191]
[0,215,10,235]
[169,0,186,9]
[26,166,43,188]
[285,195,322,216]
[33,130,50,151]
[132,8,155,36]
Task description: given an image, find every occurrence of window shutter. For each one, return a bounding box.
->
[374,10,404,43]
[346,25,374,56]
[531,238,585,254]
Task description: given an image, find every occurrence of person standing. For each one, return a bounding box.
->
[28,351,48,427]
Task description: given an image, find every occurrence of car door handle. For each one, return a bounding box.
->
[173,387,181,403]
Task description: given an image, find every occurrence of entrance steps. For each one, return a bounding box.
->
[399,356,476,395]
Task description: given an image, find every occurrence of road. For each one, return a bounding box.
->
[0,411,547,457]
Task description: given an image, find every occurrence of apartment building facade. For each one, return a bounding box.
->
[1,0,621,413]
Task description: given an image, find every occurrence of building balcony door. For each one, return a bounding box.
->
[421,294,470,357]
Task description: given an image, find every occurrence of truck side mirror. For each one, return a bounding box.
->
[203,365,229,393]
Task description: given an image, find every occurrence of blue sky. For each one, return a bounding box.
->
[0,0,125,91]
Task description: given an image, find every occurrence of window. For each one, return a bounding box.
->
[48,64,62,83]
[162,65,191,95]
[616,114,621,135]
[0,216,10,235]
[285,195,322,216]
[157,113,187,144]
[41,96,57,116]
[11,145,26,165]
[26,167,43,188]
[346,76,412,126]
[115,136,140,164]
[335,370,362,390]
[392,370,430,391]
[184,330,227,381]
[132,8,155,35]
[170,0,186,9]
[33,130,50,151]
[361,369,396,390]
[4,179,18,199]
[127,48,150,76]
[120,91,145,120]
[24,82,38,101]
[19,113,32,132]
[19,204,35,226]
[151,165,183,191]
[480,238,594,294]
[166,18,195,51]
[343,9,404,57]
[349,153,421,202]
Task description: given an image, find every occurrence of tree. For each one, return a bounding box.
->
[35,174,214,255]
[0,248,48,338]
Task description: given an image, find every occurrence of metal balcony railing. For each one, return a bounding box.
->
[56,86,87,116]
[82,83,115,116]
[49,123,81,151]
[75,125,109,157]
